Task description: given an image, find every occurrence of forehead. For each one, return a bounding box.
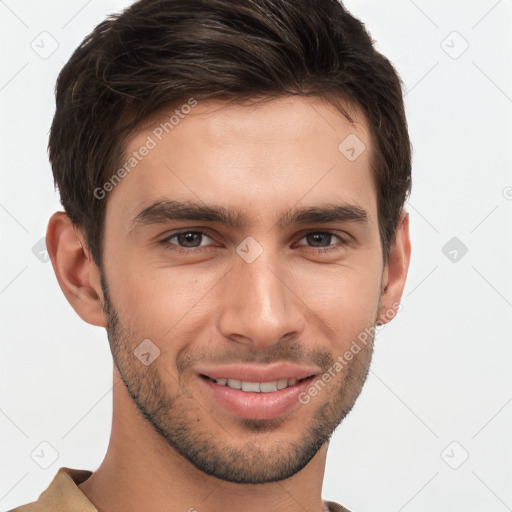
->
[106,95,376,229]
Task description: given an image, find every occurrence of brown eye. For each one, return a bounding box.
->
[305,232,336,247]
[161,230,214,251]
[295,231,348,252]
[174,232,205,248]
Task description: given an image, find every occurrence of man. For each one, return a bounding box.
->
[12,0,411,510]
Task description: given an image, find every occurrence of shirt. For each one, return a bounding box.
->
[9,467,352,512]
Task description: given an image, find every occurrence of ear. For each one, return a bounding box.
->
[377,210,411,325]
[46,212,107,327]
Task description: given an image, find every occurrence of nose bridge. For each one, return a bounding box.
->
[217,243,304,346]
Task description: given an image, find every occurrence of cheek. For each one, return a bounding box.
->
[293,261,382,345]
[105,256,224,343]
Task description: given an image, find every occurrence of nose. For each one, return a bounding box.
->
[217,249,306,349]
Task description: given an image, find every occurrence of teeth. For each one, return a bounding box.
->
[259,381,277,393]
[227,379,241,390]
[214,377,302,392]
[241,381,260,392]
[277,379,288,390]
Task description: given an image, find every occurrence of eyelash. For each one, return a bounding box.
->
[160,229,350,255]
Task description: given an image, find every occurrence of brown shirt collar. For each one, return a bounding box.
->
[10,467,352,512]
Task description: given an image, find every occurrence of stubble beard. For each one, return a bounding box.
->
[99,271,375,484]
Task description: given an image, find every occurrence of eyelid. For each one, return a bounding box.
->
[163,228,215,244]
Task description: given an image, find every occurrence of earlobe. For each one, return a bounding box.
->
[377,210,411,326]
[46,212,107,327]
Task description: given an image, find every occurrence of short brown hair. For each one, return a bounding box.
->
[49,0,411,268]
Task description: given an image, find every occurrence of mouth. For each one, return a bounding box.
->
[197,364,318,420]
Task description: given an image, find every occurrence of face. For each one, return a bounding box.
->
[100,96,386,483]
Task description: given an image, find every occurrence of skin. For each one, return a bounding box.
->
[46,95,411,512]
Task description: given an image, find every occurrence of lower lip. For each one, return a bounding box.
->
[200,375,315,420]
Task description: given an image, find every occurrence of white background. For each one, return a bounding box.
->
[1,1,511,510]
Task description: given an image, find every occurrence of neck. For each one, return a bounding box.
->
[79,369,329,512]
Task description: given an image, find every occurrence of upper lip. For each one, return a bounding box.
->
[197,363,319,383]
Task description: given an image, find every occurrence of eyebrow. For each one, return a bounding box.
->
[129,199,369,232]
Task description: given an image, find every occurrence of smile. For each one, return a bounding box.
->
[204,376,303,393]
